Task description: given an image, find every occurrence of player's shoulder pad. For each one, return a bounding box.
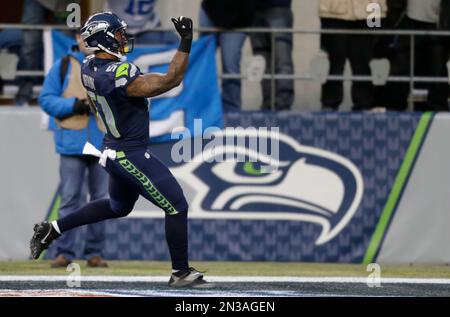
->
[113,62,140,88]
[114,61,139,78]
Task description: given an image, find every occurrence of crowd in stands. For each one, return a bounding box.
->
[1,0,450,112]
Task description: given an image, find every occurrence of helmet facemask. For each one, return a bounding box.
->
[115,28,134,56]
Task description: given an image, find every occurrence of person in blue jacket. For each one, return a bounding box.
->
[38,32,109,268]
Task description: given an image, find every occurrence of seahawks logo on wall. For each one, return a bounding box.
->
[131,131,364,245]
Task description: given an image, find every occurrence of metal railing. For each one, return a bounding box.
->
[1,23,450,110]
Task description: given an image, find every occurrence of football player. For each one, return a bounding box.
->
[30,12,210,288]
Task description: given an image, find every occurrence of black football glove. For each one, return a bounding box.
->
[171,16,193,53]
[171,16,193,40]
[73,99,91,115]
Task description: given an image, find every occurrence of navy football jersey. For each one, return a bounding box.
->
[81,56,149,151]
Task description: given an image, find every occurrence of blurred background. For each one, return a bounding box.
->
[1,0,433,112]
[1,0,450,268]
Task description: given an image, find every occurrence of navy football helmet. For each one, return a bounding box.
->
[80,12,134,58]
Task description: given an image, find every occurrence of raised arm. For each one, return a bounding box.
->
[127,50,189,98]
[126,17,193,98]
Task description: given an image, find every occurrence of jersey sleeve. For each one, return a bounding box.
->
[113,62,141,95]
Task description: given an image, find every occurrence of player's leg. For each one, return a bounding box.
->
[113,150,188,265]
[56,165,140,232]
[114,149,210,287]
[30,163,139,260]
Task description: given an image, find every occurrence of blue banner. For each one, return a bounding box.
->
[46,30,223,142]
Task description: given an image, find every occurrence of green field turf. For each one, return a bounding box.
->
[0,261,449,278]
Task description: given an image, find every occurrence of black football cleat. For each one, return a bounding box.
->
[30,221,61,260]
[168,267,215,289]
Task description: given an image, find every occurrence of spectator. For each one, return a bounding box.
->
[319,0,387,111]
[0,29,22,95]
[15,0,78,107]
[38,33,109,268]
[379,0,450,111]
[250,0,294,111]
[105,0,178,45]
[200,0,255,112]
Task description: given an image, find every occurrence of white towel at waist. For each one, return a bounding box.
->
[82,142,117,167]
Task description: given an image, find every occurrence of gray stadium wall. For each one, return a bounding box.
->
[1,109,449,264]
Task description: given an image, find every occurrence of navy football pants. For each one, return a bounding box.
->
[106,148,188,216]
[57,147,189,270]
